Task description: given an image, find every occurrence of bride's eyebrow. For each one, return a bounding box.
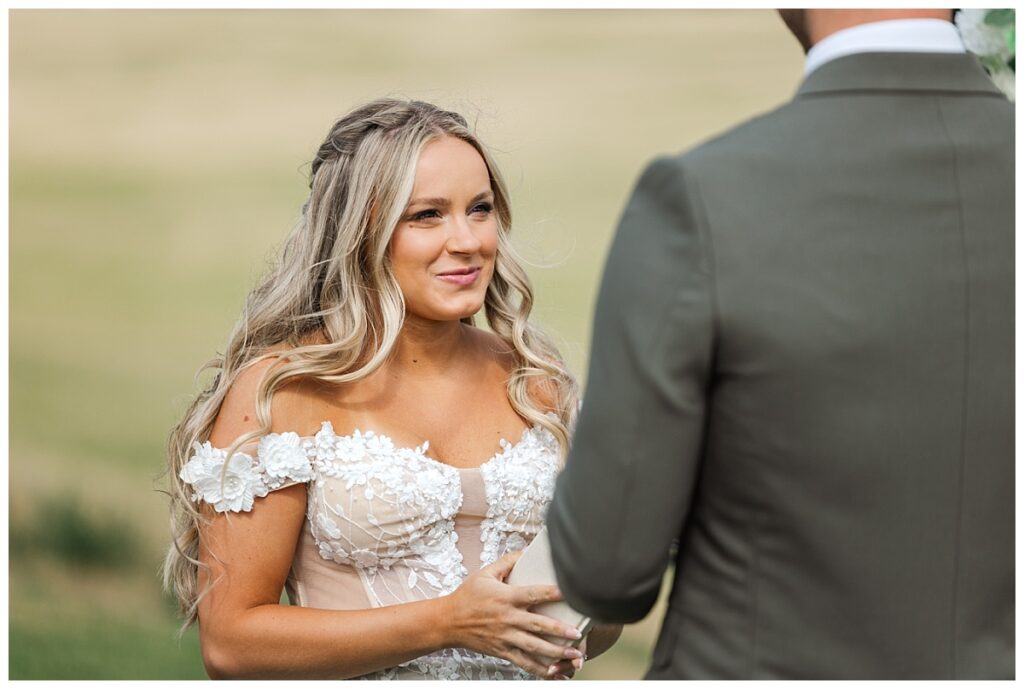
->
[405,196,449,209]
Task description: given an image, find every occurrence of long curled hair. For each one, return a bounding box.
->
[163,99,579,630]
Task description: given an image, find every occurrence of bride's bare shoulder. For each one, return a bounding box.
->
[209,341,328,446]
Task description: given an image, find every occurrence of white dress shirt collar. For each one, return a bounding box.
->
[805,18,966,76]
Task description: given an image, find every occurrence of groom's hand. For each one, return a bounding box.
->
[538,638,585,680]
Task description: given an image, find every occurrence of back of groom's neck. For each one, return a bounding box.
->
[807,9,954,48]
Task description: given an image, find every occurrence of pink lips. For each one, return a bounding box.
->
[436,267,481,286]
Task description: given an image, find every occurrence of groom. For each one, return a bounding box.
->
[547,8,1013,680]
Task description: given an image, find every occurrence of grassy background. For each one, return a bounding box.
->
[9,9,802,679]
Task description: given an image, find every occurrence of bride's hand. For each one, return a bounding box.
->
[442,550,585,678]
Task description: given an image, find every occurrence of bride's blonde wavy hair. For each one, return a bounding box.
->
[163,98,579,630]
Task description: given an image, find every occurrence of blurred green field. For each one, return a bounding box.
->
[9,9,802,679]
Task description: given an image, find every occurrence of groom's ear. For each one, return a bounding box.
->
[777,9,813,53]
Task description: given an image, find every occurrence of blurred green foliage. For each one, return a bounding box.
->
[9,8,801,679]
[11,495,140,567]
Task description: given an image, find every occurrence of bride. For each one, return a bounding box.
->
[163,99,620,679]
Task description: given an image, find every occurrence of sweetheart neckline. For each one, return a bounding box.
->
[293,419,553,474]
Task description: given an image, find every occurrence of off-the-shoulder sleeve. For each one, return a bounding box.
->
[179,432,314,513]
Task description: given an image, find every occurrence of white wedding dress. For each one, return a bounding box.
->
[180,418,561,680]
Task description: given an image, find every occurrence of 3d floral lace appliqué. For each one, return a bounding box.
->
[479,425,561,567]
[305,422,467,603]
[179,432,313,513]
[181,420,558,680]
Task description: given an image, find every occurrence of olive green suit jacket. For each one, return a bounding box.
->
[547,52,1013,679]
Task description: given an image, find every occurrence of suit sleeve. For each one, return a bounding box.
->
[547,156,715,623]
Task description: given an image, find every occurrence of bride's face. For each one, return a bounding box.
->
[389,135,499,323]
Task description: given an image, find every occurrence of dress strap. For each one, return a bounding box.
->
[179,432,314,513]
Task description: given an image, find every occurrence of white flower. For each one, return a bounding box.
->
[364,432,396,459]
[336,430,373,463]
[179,441,222,490]
[315,513,343,540]
[415,469,447,494]
[990,67,1016,101]
[319,540,349,562]
[956,9,1013,63]
[350,548,380,569]
[314,421,339,456]
[342,462,374,490]
[505,532,527,553]
[180,442,268,513]
[258,432,313,489]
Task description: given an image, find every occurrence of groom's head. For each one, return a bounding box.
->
[778,9,955,53]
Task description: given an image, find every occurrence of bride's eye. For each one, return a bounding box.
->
[470,202,493,216]
[410,209,442,222]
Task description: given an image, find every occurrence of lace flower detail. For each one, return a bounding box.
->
[479,427,559,566]
[314,421,340,456]
[258,431,314,490]
[180,442,269,513]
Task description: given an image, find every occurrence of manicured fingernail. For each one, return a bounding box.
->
[548,664,560,676]
[567,627,582,639]
[573,658,584,670]
[564,648,582,659]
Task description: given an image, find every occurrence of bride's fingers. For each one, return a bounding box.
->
[548,658,577,678]
[481,550,523,579]
[509,631,582,663]
[504,648,554,678]
[514,610,582,642]
[511,583,563,608]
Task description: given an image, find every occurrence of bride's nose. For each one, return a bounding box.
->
[445,215,483,254]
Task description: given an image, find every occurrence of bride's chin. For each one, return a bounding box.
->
[437,295,488,321]
[406,300,485,324]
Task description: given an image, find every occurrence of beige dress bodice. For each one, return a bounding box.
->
[180,419,561,680]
